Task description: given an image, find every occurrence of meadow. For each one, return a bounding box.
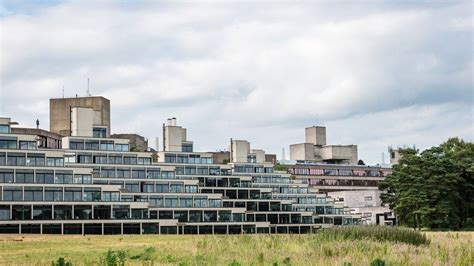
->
[0,228,472,265]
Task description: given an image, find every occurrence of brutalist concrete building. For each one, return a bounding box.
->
[0,97,361,234]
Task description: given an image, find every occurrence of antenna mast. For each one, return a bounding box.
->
[87,78,90,96]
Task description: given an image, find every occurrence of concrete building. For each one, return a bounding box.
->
[111,134,148,152]
[50,96,110,137]
[10,128,62,149]
[388,146,402,165]
[0,98,362,235]
[290,126,358,164]
[328,190,395,225]
[211,151,230,164]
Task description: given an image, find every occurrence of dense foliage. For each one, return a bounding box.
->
[379,138,474,230]
[319,226,430,246]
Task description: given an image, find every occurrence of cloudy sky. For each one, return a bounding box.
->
[0,1,472,164]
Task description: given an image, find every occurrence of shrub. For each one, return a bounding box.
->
[370,258,386,266]
[51,257,72,266]
[319,226,430,246]
[102,249,127,266]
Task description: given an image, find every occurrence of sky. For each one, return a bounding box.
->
[0,0,472,165]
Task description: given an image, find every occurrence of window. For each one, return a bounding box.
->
[3,187,22,201]
[125,182,139,193]
[47,157,64,167]
[93,127,107,138]
[100,168,115,178]
[24,187,43,201]
[26,154,45,166]
[108,155,122,164]
[117,168,131,178]
[64,188,82,201]
[155,184,168,193]
[36,170,54,184]
[164,154,176,163]
[0,170,14,183]
[364,196,373,201]
[0,125,10,133]
[16,170,34,183]
[137,157,151,165]
[100,141,114,151]
[170,184,184,193]
[102,192,119,202]
[123,156,137,165]
[33,205,52,220]
[147,169,161,179]
[7,153,26,166]
[182,143,193,152]
[83,188,101,201]
[45,188,63,201]
[0,153,5,166]
[19,141,36,150]
[93,155,107,164]
[69,140,84,150]
[84,140,99,150]
[132,169,145,179]
[0,137,17,149]
[114,144,129,152]
[77,154,92,164]
[55,171,73,184]
[74,174,92,184]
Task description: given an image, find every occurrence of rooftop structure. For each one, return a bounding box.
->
[50,96,111,137]
[0,97,361,235]
[290,126,358,165]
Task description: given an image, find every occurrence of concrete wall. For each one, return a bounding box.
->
[71,107,94,137]
[328,190,383,208]
[231,140,250,163]
[164,126,186,152]
[320,145,358,164]
[305,126,326,146]
[289,143,314,161]
[251,149,266,163]
[50,96,110,137]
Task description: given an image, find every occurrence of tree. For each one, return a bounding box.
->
[379,138,474,230]
[357,159,365,165]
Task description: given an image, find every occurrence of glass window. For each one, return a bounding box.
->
[7,153,26,166]
[114,144,129,152]
[64,188,82,201]
[24,187,43,201]
[83,188,101,201]
[36,170,54,184]
[123,156,137,165]
[100,141,114,151]
[69,140,84,150]
[45,188,63,201]
[3,187,22,201]
[0,152,5,166]
[19,141,36,150]
[0,170,14,183]
[55,171,73,184]
[16,170,34,183]
[26,154,45,166]
[84,140,99,150]
[46,157,64,167]
[0,137,17,149]
[93,128,107,138]
[77,154,92,164]
[0,125,10,133]
[170,184,184,193]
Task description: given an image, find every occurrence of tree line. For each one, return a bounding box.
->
[379,138,473,230]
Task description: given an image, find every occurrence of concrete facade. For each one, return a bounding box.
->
[50,96,110,137]
[328,190,393,225]
[163,118,189,152]
[290,125,358,164]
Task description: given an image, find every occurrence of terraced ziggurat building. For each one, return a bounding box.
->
[0,96,361,235]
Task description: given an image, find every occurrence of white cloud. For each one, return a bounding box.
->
[0,1,472,164]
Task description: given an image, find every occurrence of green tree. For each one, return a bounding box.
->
[379,138,474,230]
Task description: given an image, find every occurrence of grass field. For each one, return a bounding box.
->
[0,231,472,265]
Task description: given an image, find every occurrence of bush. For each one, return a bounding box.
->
[319,226,430,246]
[370,258,386,266]
[51,257,72,266]
[102,249,127,266]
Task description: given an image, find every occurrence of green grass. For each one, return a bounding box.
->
[0,230,472,265]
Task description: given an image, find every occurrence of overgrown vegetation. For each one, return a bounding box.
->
[319,226,430,246]
[379,138,474,230]
[2,231,472,265]
[274,163,288,171]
